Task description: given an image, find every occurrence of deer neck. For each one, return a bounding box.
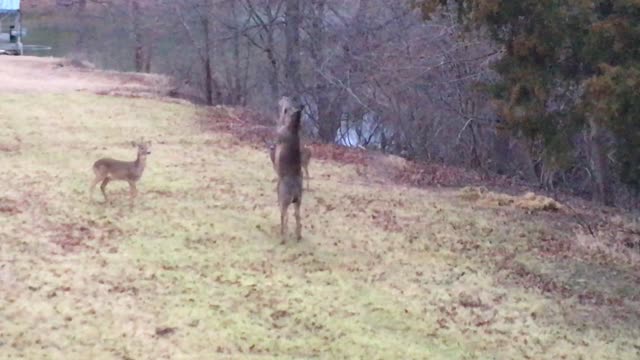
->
[134,153,147,173]
[277,128,300,144]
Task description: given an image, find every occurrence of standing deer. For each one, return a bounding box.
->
[269,143,311,190]
[89,139,151,204]
[273,97,304,243]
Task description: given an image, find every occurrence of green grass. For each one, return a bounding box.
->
[1,93,639,359]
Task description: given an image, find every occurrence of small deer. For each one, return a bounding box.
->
[273,97,304,243]
[269,143,311,190]
[89,140,151,204]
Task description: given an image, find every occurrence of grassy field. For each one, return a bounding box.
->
[1,90,639,359]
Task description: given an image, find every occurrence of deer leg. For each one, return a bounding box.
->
[294,200,302,242]
[280,202,289,244]
[100,177,111,202]
[128,181,137,202]
[89,176,103,201]
[304,166,310,190]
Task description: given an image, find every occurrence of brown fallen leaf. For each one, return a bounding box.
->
[155,327,177,337]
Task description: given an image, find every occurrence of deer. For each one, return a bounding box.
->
[269,143,311,190]
[89,139,151,204]
[273,97,305,243]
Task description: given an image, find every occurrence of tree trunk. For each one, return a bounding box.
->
[469,123,482,169]
[589,118,614,206]
[317,88,338,142]
[231,27,243,105]
[266,48,280,100]
[202,17,214,105]
[309,0,340,142]
[284,0,302,96]
[131,0,144,72]
[143,43,152,73]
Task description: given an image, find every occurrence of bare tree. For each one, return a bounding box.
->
[130,0,146,72]
[241,0,285,101]
[284,0,302,95]
[174,1,223,105]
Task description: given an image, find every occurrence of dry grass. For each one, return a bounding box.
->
[0,56,172,98]
[459,186,564,212]
[573,214,640,266]
[1,86,639,357]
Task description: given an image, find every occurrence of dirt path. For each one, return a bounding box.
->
[0,56,169,95]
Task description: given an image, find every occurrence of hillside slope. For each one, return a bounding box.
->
[1,57,639,359]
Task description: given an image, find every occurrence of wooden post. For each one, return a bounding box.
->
[16,10,23,55]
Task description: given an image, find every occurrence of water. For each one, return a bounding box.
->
[21,25,75,57]
[18,16,137,71]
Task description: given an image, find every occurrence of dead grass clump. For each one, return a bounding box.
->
[395,163,485,188]
[459,186,514,207]
[458,292,485,309]
[574,214,640,265]
[50,223,93,252]
[370,208,403,233]
[0,197,21,215]
[154,327,178,338]
[49,221,124,253]
[0,136,21,153]
[502,260,572,297]
[459,187,564,212]
[458,186,489,201]
[0,142,20,153]
[56,57,96,70]
[574,232,640,266]
[514,192,564,212]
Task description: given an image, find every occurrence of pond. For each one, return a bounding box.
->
[14,15,138,71]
